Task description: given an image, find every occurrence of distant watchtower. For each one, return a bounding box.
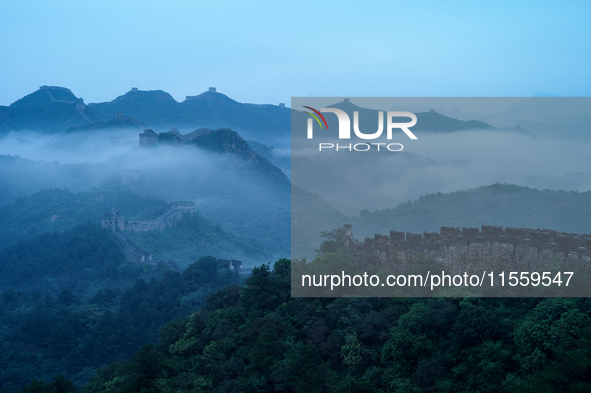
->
[102,208,125,231]
[139,129,158,146]
[171,201,196,214]
[209,87,216,93]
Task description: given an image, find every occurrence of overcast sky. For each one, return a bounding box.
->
[0,0,589,106]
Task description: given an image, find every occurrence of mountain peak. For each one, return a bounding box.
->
[10,85,81,108]
[184,88,236,104]
[114,88,178,103]
[1,86,103,133]
[327,98,365,111]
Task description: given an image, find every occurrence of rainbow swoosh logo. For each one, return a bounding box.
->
[303,106,328,130]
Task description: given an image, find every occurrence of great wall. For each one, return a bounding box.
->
[343,224,591,273]
[103,169,196,269]
[101,201,196,234]
[102,169,243,272]
[39,85,90,122]
[101,203,196,272]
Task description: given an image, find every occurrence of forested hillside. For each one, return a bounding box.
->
[126,212,266,267]
[5,198,591,391]
[0,185,169,249]
[0,223,156,297]
[0,255,243,391]
[352,183,591,239]
[74,258,591,393]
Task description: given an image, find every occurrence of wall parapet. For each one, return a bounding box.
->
[126,201,195,232]
[345,224,591,258]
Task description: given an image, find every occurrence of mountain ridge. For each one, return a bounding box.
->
[0,86,104,133]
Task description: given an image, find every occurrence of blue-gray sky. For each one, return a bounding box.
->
[1,0,589,106]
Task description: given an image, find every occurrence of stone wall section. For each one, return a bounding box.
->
[126,201,195,232]
[110,229,153,264]
[344,224,591,272]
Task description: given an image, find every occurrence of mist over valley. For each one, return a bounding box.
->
[2,87,591,389]
[291,97,591,258]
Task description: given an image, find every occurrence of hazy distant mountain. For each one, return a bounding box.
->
[0,86,104,133]
[290,100,502,153]
[247,140,290,176]
[324,100,495,133]
[485,97,591,128]
[89,88,291,146]
[66,113,145,132]
[88,89,182,127]
[351,183,591,239]
[0,86,290,146]
[182,90,290,144]
[517,115,591,140]
[1,87,518,145]
[292,183,591,258]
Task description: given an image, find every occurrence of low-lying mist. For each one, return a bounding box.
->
[292,129,591,216]
[0,128,140,164]
[0,129,291,258]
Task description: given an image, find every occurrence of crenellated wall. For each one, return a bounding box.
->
[343,224,591,271]
[126,201,195,232]
[347,224,591,255]
[103,204,195,264]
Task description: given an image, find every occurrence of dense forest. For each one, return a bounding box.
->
[0,254,243,391]
[0,222,156,297]
[5,247,590,392]
[19,258,587,393]
[3,181,591,391]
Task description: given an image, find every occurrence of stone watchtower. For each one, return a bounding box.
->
[139,129,158,146]
[171,201,196,214]
[102,208,125,231]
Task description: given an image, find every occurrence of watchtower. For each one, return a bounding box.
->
[139,129,158,146]
[171,201,196,214]
[102,208,125,231]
